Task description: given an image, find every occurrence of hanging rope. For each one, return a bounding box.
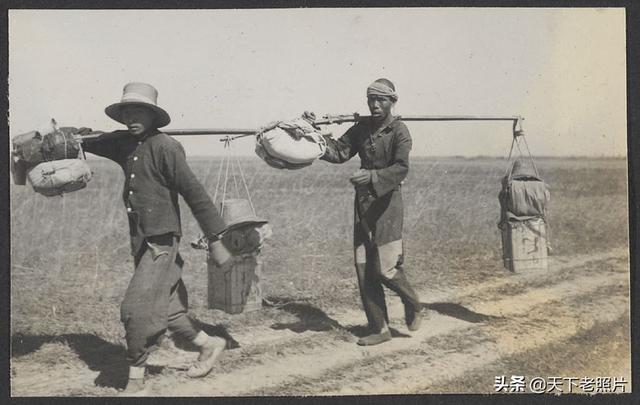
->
[503,130,540,179]
[231,151,241,199]
[220,137,232,216]
[235,156,257,215]
[519,136,541,178]
[514,136,525,159]
[192,136,261,250]
[500,127,551,252]
[211,148,227,206]
[212,135,257,217]
[503,137,517,177]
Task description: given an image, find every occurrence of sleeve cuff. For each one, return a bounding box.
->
[370,169,379,184]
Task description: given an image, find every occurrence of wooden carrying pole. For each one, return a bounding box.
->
[78,115,524,141]
[313,114,521,125]
[315,114,525,138]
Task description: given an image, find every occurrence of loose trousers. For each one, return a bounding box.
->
[354,241,421,334]
[121,233,200,366]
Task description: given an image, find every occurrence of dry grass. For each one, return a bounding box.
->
[433,313,631,394]
[10,156,628,351]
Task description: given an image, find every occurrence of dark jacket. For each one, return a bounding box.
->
[320,117,411,246]
[83,129,226,255]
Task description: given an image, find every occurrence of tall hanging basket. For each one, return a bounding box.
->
[498,132,550,272]
[207,252,263,314]
[205,198,269,314]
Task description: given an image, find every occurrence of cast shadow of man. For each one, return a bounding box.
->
[422,302,502,323]
[11,320,239,391]
[266,297,500,338]
[12,333,130,390]
[266,296,410,339]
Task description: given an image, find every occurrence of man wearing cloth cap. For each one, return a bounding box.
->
[320,78,423,346]
[81,82,232,394]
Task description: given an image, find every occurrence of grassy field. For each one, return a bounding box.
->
[9,155,630,395]
[10,156,628,338]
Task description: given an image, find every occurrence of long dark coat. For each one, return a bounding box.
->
[321,117,411,275]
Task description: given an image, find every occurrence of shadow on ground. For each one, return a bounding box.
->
[12,333,129,389]
[422,302,502,323]
[172,320,240,351]
[264,296,500,339]
[266,297,344,333]
[265,296,410,339]
[11,319,240,390]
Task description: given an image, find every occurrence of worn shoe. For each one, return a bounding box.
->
[187,336,226,378]
[357,330,392,346]
[406,309,423,332]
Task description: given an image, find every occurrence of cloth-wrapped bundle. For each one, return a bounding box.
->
[498,159,550,225]
[27,158,93,197]
[505,179,549,218]
[12,131,46,163]
[12,125,81,164]
[255,117,327,169]
[42,127,82,161]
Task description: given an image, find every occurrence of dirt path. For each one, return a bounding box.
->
[11,248,630,396]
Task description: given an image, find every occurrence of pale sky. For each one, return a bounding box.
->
[8,8,627,157]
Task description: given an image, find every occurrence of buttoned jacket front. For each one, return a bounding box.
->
[83,130,226,255]
[320,117,412,249]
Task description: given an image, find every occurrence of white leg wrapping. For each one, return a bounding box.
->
[192,330,209,347]
[128,366,145,379]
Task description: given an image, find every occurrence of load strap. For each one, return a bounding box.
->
[504,132,540,179]
[212,136,256,217]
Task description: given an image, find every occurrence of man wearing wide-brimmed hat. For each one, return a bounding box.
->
[81,82,233,395]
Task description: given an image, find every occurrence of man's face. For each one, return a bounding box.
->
[121,105,156,136]
[367,95,394,120]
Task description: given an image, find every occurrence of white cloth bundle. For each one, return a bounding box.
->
[256,118,327,169]
[27,159,93,197]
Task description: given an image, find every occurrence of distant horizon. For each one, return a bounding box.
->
[186,154,629,159]
[84,153,628,160]
[9,8,626,158]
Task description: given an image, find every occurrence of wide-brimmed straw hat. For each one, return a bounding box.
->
[220,199,268,231]
[105,82,171,128]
